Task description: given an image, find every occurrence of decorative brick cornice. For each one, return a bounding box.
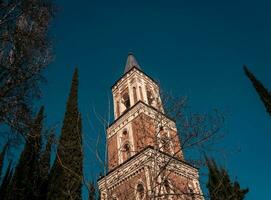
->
[107,101,176,139]
[98,147,198,191]
[111,67,158,90]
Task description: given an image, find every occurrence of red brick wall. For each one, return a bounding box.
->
[132,113,156,152]
[168,129,184,160]
[103,167,198,200]
[108,134,118,170]
[107,169,148,199]
[131,113,183,159]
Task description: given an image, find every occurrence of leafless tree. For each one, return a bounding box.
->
[89,92,225,200]
[0,0,55,140]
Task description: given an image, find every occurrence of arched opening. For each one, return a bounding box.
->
[122,129,129,141]
[156,97,162,110]
[122,92,130,110]
[161,135,171,153]
[116,100,120,117]
[123,129,128,136]
[159,126,164,132]
[122,143,131,161]
[133,87,138,103]
[159,129,172,153]
[164,179,171,194]
[188,185,195,200]
[139,86,143,100]
[112,195,118,200]
[101,193,106,200]
[147,89,154,106]
[136,183,145,199]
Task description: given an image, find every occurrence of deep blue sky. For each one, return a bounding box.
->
[31,0,271,199]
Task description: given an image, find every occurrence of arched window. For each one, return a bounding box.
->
[122,92,130,109]
[112,195,118,200]
[101,192,107,200]
[147,89,154,105]
[122,143,131,161]
[122,129,129,143]
[116,100,120,117]
[159,126,164,132]
[136,183,145,199]
[139,86,143,100]
[123,129,128,136]
[133,87,138,103]
[188,185,195,200]
[161,135,171,153]
[164,179,171,194]
[156,97,162,110]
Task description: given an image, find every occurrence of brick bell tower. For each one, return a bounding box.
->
[98,53,204,200]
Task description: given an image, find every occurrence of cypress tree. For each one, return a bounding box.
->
[232,182,248,200]
[38,134,54,200]
[244,66,271,116]
[47,69,83,200]
[0,161,13,200]
[0,142,8,180]
[8,106,44,200]
[206,158,248,200]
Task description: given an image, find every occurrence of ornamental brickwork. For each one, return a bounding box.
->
[98,53,204,200]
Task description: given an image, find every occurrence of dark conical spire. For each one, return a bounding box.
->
[124,52,141,74]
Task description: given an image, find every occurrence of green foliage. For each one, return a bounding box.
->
[8,106,44,200]
[244,66,271,116]
[47,69,83,200]
[206,158,248,200]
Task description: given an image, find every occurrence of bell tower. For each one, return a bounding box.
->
[98,53,204,200]
[112,52,164,120]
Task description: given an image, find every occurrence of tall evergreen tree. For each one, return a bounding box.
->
[47,69,83,200]
[0,161,13,200]
[38,134,54,200]
[0,142,8,179]
[244,66,271,116]
[206,158,248,200]
[8,106,44,200]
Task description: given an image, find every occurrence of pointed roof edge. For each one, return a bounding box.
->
[124,52,141,74]
[111,65,158,90]
[111,53,158,89]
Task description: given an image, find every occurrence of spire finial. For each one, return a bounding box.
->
[124,52,141,74]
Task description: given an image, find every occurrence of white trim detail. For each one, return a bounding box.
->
[107,102,176,139]
[98,147,200,197]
